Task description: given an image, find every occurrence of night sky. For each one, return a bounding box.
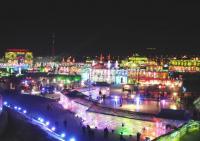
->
[0,1,200,57]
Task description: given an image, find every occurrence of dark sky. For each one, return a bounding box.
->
[0,1,200,57]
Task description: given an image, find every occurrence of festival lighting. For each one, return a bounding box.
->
[45,121,50,126]
[114,96,119,102]
[107,60,111,69]
[124,84,130,89]
[51,127,56,131]
[38,117,44,123]
[170,84,175,88]
[3,101,7,105]
[154,121,200,141]
[3,91,187,141]
[40,118,44,123]
[58,93,174,139]
[183,87,186,92]
[130,94,135,99]
[136,96,140,105]
[170,104,178,110]
[3,102,65,141]
[17,107,21,111]
[59,83,64,87]
[61,133,66,138]
[66,79,71,84]
[161,100,166,106]
[69,137,76,141]
[115,60,119,69]
[23,110,27,114]
[173,92,177,97]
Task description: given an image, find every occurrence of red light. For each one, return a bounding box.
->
[7,48,29,52]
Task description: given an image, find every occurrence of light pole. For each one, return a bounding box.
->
[89,68,91,97]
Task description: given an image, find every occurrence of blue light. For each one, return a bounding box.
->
[45,121,50,126]
[24,80,28,85]
[136,96,140,105]
[61,133,66,138]
[14,106,18,110]
[114,96,118,99]
[38,117,44,122]
[161,99,166,105]
[23,110,27,114]
[51,127,56,131]
[183,87,186,92]
[18,107,21,111]
[3,101,7,105]
[114,96,119,102]
[40,118,44,123]
[69,137,76,141]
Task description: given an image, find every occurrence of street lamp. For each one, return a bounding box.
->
[89,68,91,95]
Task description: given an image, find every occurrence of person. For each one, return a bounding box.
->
[104,127,109,138]
[111,129,114,134]
[166,124,171,132]
[89,95,92,100]
[55,121,59,127]
[99,90,102,96]
[137,132,141,141]
[145,137,150,141]
[103,94,106,100]
[46,104,50,111]
[87,125,91,133]
[142,127,146,133]
[90,129,95,138]
[129,134,132,138]
[63,119,67,128]
[120,96,123,106]
[82,125,86,133]
[120,132,123,141]
[92,129,95,136]
[88,129,92,138]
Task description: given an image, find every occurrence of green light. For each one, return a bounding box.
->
[39,66,45,72]
[6,67,9,72]
[154,121,200,141]
[56,75,81,84]
[116,126,133,136]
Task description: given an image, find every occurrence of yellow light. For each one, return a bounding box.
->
[170,84,175,88]
[170,104,177,110]
[130,95,135,99]
[59,83,64,87]
[173,92,177,96]
[124,85,130,89]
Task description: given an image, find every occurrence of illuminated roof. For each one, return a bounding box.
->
[92,63,106,69]
[6,49,30,52]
